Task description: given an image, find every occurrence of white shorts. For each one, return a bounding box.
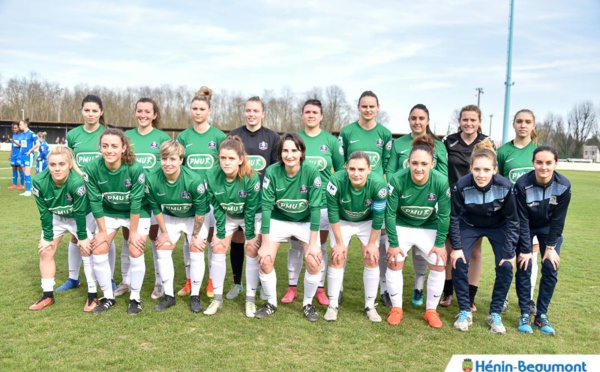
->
[391,226,444,267]
[105,216,151,236]
[532,235,539,246]
[329,220,375,248]
[319,208,330,231]
[43,213,97,241]
[222,214,261,239]
[269,219,311,244]
[150,212,157,225]
[203,206,215,229]
[163,214,208,245]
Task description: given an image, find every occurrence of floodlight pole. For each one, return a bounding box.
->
[502,0,515,144]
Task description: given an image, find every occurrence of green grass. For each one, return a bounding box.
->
[1,160,598,371]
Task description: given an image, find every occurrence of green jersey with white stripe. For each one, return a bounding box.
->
[145,166,208,219]
[385,168,451,248]
[261,163,322,233]
[299,129,345,207]
[497,140,536,184]
[126,128,171,172]
[326,170,387,229]
[32,170,91,242]
[66,125,104,167]
[338,121,393,176]
[206,167,261,240]
[176,126,226,179]
[83,157,148,219]
[386,134,448,179]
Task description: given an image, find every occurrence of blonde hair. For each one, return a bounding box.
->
[471,138,497,167]
[160,140,185,160]
[37,131,47,140]
[192,86,213,108]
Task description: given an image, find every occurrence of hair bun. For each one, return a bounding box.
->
[411,134,434,149]
[473,138,495,153]
[195,86,212,100]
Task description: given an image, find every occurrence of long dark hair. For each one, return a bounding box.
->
[81,95,106,126]
[136,98,161,129]
[100,128,136,165]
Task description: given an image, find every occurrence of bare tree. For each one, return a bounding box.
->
[567,101,598,157]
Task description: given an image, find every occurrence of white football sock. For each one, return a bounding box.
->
[151,240,161,286]
[211,253,227,296]
[41,278,55,292]
[364,266,380,308]
[189,251,205,296]
[426,269,445,310]
[121,239,130,285]
[303,270,320,306]
[319,242,328,287]
[183,239,191,279]
[287,240,303,286]
[327,267,344,307]
[108,240,116,276]
[93,253,114,299]
[245,255,259,302]
[385,268,403,308]
[129,255,146,301]
[259,270,277,306]
[82,256,97,293]
[68,242,81,280]
[156,250,174,297]
[530,251,539,300]
[413,250,428,291]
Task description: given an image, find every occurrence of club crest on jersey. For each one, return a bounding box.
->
[197,183,205,194]
[364,199,372,207]
[32,187,39,197]
[82,173,89,182]
[385,141,392,151]
[446,188,451,198]
[150,141,158,149]
[259,141,268,150]
[66,193,73,202]
[138,173,145,184]
[319,145,328,153]
[314,176,322,188]
[238,190,247,198]
[549,195,558,205]
[208,141,216,150]
[254,182,260,192]
[76,185,86,196]
[376,139,384,148]
[182,191,191,199]
[427,193,437,201]
[300,185,308,194]
[124,179,132,188]
[377,187,387,199]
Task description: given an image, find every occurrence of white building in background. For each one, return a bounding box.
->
[583,146,600,163]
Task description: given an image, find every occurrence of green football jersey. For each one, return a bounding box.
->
[298,129,345,207]
[32,170,91,242]
[126,128,171,172]
[66,125,104,167]
[338,121,393,176]
[83,157,148,219]
[385,168,451,248]
[326,170,387,229]
[497,140,536,184]
[146,166,208,220]
[261,163,322,233]
[176,126,226,179]
[206,167,261,240]
[386,134,448,179]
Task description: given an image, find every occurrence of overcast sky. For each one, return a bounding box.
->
[1,0,599,139]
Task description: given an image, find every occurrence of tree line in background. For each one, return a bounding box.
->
[1,73,598,158]
[0,72,388,134]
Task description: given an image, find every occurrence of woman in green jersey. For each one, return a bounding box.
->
[204,136,261,317]
[256,133,323,321]
[146,141,208,313]
[497,109,539,314]
[284,99,345,306]
[339,91,394,307]
[58,95,117,294]
[115,98,172,300]
[176,87,226,298]
[323,151,387,322]
[385,103,449,309]
[86,129,150,315]
[29,146,99,312]
[385,135,451,328]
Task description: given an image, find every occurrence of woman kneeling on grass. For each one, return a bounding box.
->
[204,136,261,317]
[324,151,387,322]
[147,140,208,313]
[384,135,451,328]
[450,140,524,334]
[514,146,571,336]
[30,146,99,311]
[256,133,323,320]
[86,129,150,315]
